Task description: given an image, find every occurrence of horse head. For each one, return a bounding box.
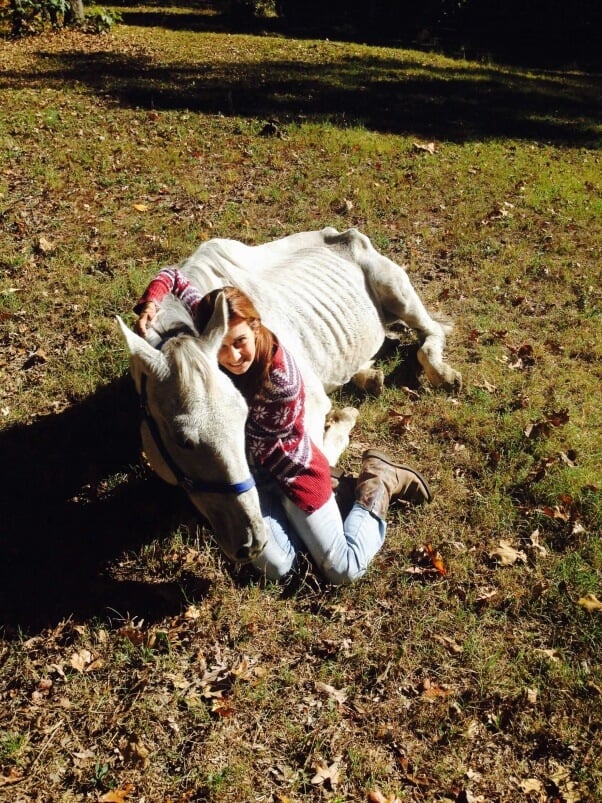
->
[117,294,267,563]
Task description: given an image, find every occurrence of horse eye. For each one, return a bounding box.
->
[175,435,195,450]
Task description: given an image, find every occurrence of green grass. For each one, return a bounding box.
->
[1,8,601,802]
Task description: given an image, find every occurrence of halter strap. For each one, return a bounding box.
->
[139,373,255,496]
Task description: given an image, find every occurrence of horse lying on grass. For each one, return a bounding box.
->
[118,226,461,564]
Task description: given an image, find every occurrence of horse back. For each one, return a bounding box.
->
[181,230,386,390]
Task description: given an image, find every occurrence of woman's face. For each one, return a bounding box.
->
[218,318,257,375]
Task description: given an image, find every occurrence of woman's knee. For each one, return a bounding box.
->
[250,539,296,581]
[319,559,366,586]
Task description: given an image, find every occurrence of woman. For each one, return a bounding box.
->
[135,267,432,584]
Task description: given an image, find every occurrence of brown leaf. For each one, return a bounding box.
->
[559,450,578,467]
[473,378,497,393]
[525,409,569,439]
[211,698,235,717]
[122,734,150,768]
[433,634,463,654]
[424,543,447,575]
[100,785,135,803]
[36,236,56,254]
[421,678,451,699]
[577,593,602,612]
[70,649,92,672]
[413,140,436,154]
[118,624,146,646]
[536,504,570,522]
[22,348,48,370]
[311,756,341,788]
[315,681,348,705]
[368,791,402,803]
[527,456,557,482]
[489,540,527,566]
[387,408,413,433]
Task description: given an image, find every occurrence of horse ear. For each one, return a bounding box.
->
[116,316,168,380]
[199,291,228,357]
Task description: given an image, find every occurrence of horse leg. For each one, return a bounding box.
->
[350,360,384,396]
[322,407,359,467]
[325,228,462,391]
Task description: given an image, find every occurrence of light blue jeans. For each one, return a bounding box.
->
[250,476,386,585]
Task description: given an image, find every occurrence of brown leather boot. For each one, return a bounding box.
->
[330,466,357,520]
[355,449,432,520]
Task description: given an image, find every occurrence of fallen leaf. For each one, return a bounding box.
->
[118,625,145,646]
[368,791,402,803]
[577,593,602,612]
[36,236,56,254]
[122,734,150,768]
[211,698,235,717]
[473,378,497,393]
[22,348,48,370]
[525,408,569,438]
[133,203,149,212]
[387,408,413,433]
[528,529,548,557]
[424,543,447,575]
[311,756,341,788]
[413,140,436,154]
[433,634,463,654]
[70,649,92,672]
[421,678,451,699]
[314,681,348,705]
[536,504,571,522]
[520,778,543,795]
[475,587,498,605]
[507,342,534,370]
[559,450,578,467]
[489,540,527,566]
[401,386,420,401]
[100,785,134,803]
[549,761,582,802]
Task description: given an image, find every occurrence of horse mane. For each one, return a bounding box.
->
[153,296,218,391]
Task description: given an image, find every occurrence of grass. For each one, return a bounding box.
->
[1,5,601,801]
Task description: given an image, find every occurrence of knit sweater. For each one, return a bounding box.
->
[135,268,332,514]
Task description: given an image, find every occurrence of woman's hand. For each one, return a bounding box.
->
[135,300,158,337]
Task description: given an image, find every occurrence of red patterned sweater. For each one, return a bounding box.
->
[136,268,332,514]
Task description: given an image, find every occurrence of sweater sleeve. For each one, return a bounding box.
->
[134,267,204,315]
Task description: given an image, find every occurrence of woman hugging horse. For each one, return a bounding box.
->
[134,267,432,585]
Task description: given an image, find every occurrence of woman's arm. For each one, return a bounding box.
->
[134,267,202,336]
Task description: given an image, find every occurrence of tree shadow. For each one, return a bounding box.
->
[0,377,212,638]
[6,44,599,145]
[107,1,601,71]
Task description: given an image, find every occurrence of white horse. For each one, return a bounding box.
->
[118,227,460,563]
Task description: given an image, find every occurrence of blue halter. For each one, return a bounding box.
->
[138,371,255,497]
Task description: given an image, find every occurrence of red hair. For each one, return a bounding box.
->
[195,286,276,400]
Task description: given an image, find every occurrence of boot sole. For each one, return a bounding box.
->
[361,448,432,503]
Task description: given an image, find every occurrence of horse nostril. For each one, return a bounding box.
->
[236,546,251,562]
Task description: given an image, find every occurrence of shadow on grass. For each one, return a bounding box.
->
[2,36,600,145]
[0,377,212,638]
[106,0,602,70]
